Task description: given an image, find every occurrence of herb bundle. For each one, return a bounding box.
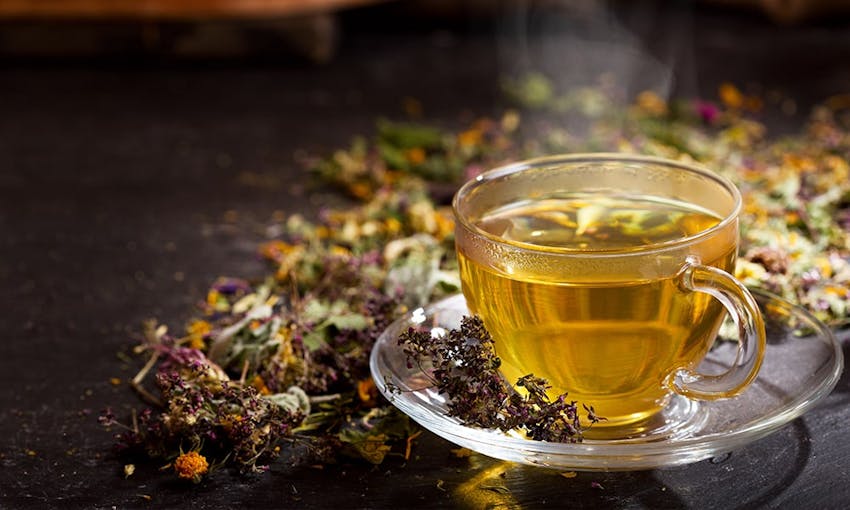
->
[394,316,601,442]
[104,75,850,481]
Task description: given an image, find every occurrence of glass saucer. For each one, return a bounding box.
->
[369,289,843,471]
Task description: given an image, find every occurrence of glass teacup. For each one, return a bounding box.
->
[453,154,766,438]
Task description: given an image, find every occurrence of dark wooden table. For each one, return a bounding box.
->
[2,4,850,508]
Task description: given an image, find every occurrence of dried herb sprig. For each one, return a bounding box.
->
[102,338,306,474]
[395,316,601,443]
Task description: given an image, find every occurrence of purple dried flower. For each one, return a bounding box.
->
[211,278,251,294]
[695,100,719,125]
[98,408,117,427]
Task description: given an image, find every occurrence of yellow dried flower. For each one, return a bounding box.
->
[206,289,220,307]
[825,285,848,298]
[735,260,768,283]
[384,217,402,235]
[433,209,455,241]
[186,319,212,350]
[783,153,816,173]
[330,245,352,258]
[261,243,305,281]
[188,336,205,350]
[174,451,209,482]
[815,257,834,279]
[188,320,212,336]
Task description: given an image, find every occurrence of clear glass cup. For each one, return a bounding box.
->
[452,153,766,438]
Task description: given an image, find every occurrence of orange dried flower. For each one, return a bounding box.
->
[404,147,427,165]
[174,451,209,482]
[259,240,297,262]
[719,82,744,109]
[251,375,272,396]
[433,209,455,241]
[457,128,483,148]
[349,181,373,200]
[357,379,377,407]
[636,90,667,116]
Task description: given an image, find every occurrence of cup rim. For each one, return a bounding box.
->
[452,153,742,257]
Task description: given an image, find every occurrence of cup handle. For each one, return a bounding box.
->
[669,257,767,400]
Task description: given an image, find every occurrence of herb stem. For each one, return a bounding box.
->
[131,408,138,435]
[404,430,422,460]
[239,359,250,386]
[130,352,164,407]
[308,394,342,404]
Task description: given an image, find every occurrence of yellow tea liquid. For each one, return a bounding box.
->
[457,194,736,429]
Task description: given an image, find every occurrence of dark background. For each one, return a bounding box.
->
[2,1,850,508]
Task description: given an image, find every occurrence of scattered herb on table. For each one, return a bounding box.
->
[103,74,850,481]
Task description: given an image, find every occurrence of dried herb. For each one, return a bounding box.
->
[394,316,601,442]
[100,339,305,474]
[103,73,850,481]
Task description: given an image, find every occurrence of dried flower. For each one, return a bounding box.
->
[719,82,744,109]
[174,451,209,482]
[186,319,212,350]
[635,90,668,116]
[695,100,719,125]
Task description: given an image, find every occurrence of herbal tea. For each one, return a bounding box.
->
[457,194,736,428]
[476,194,721,250]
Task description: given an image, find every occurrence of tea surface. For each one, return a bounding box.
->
[477,194,720,251]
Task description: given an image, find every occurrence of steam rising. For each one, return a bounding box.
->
[497,1,695,104]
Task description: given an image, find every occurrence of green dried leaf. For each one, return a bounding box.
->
[324,313,370,331]
[265,386,311,415]
[377,141,409,171]
[302,330,328,352]
[377,119,444,149]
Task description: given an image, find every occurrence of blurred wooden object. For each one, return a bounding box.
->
[706,0,850,23]
[0,0,384,19]
[2,0,847,24]
[0,0,389,61]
